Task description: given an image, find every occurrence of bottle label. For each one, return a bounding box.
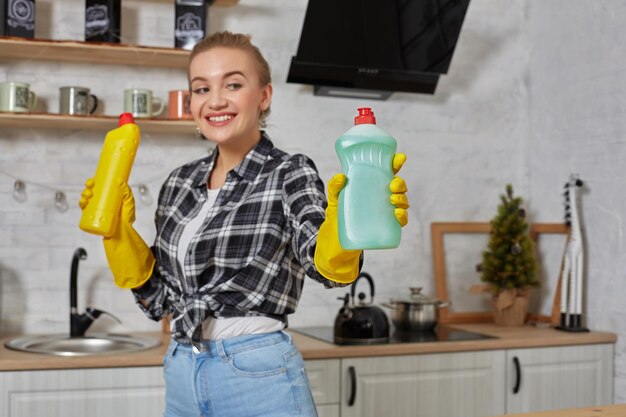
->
[8,0,35,30]
[175,12,204,40]
[337,142,400,249]
[14,86,29,109]
[86,5,110,38]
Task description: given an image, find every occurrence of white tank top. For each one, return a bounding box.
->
[173,187,284,340]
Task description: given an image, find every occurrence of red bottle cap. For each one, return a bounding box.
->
[119,112,135,126]
[354,107,376,125]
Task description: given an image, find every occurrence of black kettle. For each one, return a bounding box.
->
[333,272,390,344]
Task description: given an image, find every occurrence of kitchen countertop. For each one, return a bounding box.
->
[0,323,616,372]
[491,403,626,417]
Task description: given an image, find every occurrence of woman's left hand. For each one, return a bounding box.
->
[390,153,409,226]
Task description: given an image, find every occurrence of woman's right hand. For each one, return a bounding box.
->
[313,174,362,284]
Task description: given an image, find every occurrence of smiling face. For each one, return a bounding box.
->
[189,47,272,149]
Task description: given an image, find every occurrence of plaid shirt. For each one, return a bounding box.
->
[133,134,345,343]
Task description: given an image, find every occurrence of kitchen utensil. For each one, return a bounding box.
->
[0,81,37,112]
[383,287,450,332]
[333,272,390,344]
[4,0,36,38]
[124,88,164,118]
[175,0,207,50]
[85,0,121,43]
[167,89,192,119]
[59,86,98,115]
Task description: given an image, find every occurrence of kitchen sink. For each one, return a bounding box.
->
[5,333,161,357]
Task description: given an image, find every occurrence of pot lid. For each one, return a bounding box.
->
[391,287,442,305]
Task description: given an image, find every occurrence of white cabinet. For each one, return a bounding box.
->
[340,350,506,417]
[0,366,165,417]
[305,359,341,417]
[316,405,340,417]
[0,344,614,417]
[0,361,340,417]
[505,344,614,414]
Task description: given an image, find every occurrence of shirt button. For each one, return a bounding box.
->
[188,250,192,254]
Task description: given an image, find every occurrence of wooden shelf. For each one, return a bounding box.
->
[0,112,196,135]
[0,0,239,67]
[211,0,239,6]
[0,37,191,68]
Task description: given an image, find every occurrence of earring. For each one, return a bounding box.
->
[54,191,69,213]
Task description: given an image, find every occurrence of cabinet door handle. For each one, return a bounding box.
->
[347,366,357,406]
[513,356,522,394]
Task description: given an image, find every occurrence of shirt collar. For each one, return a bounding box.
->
[190,132,274,188]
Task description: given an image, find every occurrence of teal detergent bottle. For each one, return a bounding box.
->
[336,107,401,250]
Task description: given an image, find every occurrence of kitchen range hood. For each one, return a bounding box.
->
[287,0,471,100]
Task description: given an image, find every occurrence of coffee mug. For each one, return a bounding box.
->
[124,88,165,118]
[59,86,99,115]
[0,81,37,113]
[167,89,193,120]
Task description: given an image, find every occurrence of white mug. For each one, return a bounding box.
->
[0,81,37,113]
[124,88,164,118]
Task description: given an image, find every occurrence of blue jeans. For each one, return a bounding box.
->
[162,331,319,417]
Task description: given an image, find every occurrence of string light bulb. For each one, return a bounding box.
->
[2,169,162,214]
[12,180,27,203]
[138,184,153,206]
[55,191,69,213]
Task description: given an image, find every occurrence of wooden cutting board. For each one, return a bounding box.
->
[495,404,626,417]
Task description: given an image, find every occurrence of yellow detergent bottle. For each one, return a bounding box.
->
[79,113,140,237]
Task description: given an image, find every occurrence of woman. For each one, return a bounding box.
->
[81,31,408,417]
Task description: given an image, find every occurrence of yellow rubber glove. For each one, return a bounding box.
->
[314,174,363,284]
[390,153,409,226]
[79,179,155,289]
[314,153,409,284]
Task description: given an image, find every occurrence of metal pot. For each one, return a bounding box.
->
[333,272,390,344]
[382,287,450,332]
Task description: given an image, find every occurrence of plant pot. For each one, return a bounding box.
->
[491,288,531,326]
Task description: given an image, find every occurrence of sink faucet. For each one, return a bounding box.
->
[70,247,121,337]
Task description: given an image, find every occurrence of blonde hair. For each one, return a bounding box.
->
[189,31,272,128]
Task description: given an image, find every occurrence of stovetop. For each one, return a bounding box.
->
[291,325,494,345]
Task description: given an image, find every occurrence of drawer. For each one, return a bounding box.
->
[317,404,340,417]
[305,359,340,405]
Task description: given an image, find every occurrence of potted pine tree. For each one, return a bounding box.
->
[479,184,539,326]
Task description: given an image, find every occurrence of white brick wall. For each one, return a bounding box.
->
[527,0,626,402]
[1,0,624,401]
